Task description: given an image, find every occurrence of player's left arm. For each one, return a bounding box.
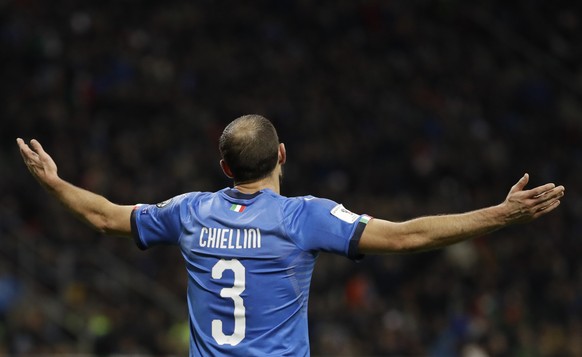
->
[358,174,565,254]
[17,138,134,237]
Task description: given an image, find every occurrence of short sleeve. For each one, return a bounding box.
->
[131,194,188,250]
[283,197,371,260]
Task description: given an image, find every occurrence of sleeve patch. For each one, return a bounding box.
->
[330,204,359,224]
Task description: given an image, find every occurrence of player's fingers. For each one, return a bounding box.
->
[527,183,558,198]
[16,137,30,154]
[28,139,52,165]
[529,186,564,213]
[533,199,561,219]
[536,186,565,204]
[30,139,46,156]
[16,138,38,162]
[510,173,529,193]
[538,185,564,199]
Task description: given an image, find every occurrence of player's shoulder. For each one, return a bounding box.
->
[154,191,210,208]
[294,191,338,203]
[281,194,339,215]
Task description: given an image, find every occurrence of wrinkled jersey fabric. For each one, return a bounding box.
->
[132,187,370,356]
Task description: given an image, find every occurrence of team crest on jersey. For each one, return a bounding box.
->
[156,198,172,208]
[330,204,359,223]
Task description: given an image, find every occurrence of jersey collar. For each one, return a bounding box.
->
[224,188,264,200]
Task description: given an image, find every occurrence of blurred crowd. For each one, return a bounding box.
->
[1,0,581,355]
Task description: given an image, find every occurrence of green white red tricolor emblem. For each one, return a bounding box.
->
[359,215,371,224]
[230,204,246,212]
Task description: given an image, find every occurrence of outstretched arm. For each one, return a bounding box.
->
[358,174,565,254]
[17,138,134,237]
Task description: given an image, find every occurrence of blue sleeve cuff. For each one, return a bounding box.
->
[348,218,370,261]
[131,208,148,250]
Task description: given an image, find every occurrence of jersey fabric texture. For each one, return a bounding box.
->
[131,187,371,357]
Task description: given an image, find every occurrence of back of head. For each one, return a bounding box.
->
[219,114,279,184]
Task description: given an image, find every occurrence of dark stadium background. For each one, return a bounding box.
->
[1,0,581,355]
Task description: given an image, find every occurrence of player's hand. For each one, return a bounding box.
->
[501,173,565,224]
[16,138,59,188]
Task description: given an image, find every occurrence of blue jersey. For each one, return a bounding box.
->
[131,188,371,356]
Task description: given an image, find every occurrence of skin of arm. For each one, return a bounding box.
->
[358,174,565,254]
[17,138,134,237]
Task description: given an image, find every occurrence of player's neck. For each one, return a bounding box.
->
[234,171,280,195]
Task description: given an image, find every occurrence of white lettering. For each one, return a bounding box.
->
[235,229,242,249]
[220,229,228,249]
[247,229,256,249]
[200,227,208,247]
[198,227,262,250]
[227,230,234,249]
[207,228,217,248]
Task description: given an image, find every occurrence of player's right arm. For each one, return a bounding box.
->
[358,174,565,254]
[17,138,134,237]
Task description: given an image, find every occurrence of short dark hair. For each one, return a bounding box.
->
[219,114,279,184]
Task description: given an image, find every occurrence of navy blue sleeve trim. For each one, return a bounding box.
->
[348,221,367,261]
[131,208,147,250]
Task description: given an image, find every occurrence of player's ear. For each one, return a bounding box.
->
[220,159,234,178]
[278,143,286,165]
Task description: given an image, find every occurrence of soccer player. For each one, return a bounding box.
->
[17,114,564,356]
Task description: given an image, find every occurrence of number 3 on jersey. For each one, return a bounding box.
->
[211,259,246,346]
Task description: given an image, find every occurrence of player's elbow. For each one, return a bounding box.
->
[87,213,109,234]
[391,222,436,252]
[93,215,127,236]
[97,205,133,237]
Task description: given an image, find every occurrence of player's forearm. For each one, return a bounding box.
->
[394,205,506,252]
[360,205,508,254]
[44,176,126,235]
